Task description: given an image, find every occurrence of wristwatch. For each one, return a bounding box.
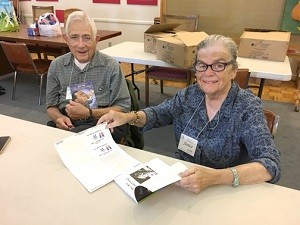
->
[229,167,239,187]
[88,108,93,117]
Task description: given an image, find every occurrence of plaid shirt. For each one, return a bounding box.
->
[46,51,130,112]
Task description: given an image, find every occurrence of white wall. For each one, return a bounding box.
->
[20,0,160,49]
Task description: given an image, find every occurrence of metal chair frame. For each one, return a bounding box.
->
[0,41,51,105]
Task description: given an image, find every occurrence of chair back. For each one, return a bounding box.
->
[64,8,82,23]
[234,68,250,89]
[32,5,54,22]
[0,41,38,73]
[124,79,144,149]
[161,14,199,31]
[263,109,280,138]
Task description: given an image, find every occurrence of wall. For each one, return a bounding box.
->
[20,0,160,50]
[20,0,300,48]
[166,0,300,44]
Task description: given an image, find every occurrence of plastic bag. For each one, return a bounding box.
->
[38,12,62,37]
[0,0,20,32]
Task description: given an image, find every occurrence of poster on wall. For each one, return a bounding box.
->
[281,0,300,34]
[127,0,157,5]
[0,0,20,32]
[93,0,120,3]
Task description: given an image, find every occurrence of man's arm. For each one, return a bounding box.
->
[47,106,74,130]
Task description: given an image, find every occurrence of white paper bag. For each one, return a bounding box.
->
[38,12,62,37]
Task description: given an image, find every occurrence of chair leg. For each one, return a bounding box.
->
[145,72,150,106]
[12,71,17,100]
[38,74,44,105]
[160,80,164,93]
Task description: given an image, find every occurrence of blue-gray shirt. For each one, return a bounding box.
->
[46,51,130,112]
[141,82,281,183]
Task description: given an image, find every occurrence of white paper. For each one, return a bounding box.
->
[54,124,140,193]
[114,158,188,203]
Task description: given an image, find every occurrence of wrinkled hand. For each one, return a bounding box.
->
[97,110,128,130]
[65,100,89,120]
[177,166,218,193]
[55,116,74,130]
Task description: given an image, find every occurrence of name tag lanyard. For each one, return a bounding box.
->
[66,61,90,100]
[178,96,221,156]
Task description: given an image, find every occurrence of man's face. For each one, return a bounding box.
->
[64,20,99,63]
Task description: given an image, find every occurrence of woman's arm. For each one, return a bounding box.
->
[98,110,147,128]
[177,162,272,193]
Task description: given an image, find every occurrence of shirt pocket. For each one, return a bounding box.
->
[94,83,111,107]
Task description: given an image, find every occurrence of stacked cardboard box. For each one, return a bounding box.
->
[144,23,179,54]
[155,31,208,68]
[238,29,291,62]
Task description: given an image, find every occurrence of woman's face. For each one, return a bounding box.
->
[195,44,237,99]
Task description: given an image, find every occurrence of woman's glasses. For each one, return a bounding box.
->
[194,61,233,72]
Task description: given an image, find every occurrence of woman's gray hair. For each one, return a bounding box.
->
[196,34,238,69]
[65,11,97,37]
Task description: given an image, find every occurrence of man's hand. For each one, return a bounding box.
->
[65,100,89,120]
[176,166,219,193]
[55,116,74,130]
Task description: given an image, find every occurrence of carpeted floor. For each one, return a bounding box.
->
[0,73,299,190]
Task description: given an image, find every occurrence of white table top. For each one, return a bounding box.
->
[100,41,178,68]
[100,41,292,81]
[1,114,300,225]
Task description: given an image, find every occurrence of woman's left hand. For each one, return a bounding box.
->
[177,166,218,193]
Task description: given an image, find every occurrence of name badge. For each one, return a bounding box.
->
[66,86,72,100]
[178,133,197,156]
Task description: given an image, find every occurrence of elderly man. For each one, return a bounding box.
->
[46,11,130,142]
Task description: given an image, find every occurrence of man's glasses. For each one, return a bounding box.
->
[193,61,233,72]
[68,35,93,44]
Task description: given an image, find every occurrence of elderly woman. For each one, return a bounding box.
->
[98,35,281,193]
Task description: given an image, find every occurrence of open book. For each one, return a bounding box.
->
[54,124,140,193]
[114,158,187,203]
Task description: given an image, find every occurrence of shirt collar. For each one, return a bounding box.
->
[63,51,104,68]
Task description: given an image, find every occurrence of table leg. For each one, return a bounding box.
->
[130,63,140,100]
[257,78,265,98]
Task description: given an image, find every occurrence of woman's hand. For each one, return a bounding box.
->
[177,166,219,193]
[98,110,129,129]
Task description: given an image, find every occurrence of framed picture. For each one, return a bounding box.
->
[281,0,300,34]
[93,0,120,3]
[127,0,157,5]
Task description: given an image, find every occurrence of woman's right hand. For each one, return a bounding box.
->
[97,110,129,129]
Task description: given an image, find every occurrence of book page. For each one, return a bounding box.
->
[54,124,140,193]
[115,158,187,203]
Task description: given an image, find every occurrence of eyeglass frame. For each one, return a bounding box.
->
[193,60,234,72]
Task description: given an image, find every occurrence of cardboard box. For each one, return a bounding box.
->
[238,29,291,62]
[144,23,180,54]
[156,31,208,68]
